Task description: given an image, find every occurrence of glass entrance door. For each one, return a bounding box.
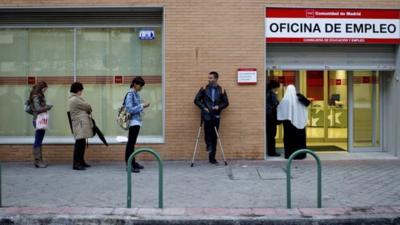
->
[268,70,348,152]
[304,70,348,151]
[267,69,383,154]
[268,69,382,153]
[348,71,381,151]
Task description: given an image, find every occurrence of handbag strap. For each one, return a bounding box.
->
[122,92,129,106]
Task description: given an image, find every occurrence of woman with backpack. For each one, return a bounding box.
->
[29,81,52,168]
[124,76,150,173]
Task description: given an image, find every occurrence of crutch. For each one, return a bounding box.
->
[214,126,233,179]
[190,120,203,167]
[214,126,228,166]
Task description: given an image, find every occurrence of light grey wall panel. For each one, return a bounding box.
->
[266,44,396,70]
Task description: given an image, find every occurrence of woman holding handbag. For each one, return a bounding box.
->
[68,82,94,171]
[125,76,150,173]
[29,81,52,168]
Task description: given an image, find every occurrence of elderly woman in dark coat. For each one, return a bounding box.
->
[68,82,94,170]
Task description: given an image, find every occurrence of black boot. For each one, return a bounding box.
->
[80,141,90,168]
[82,161,91,167]
[133,162,144,169]
[33,147,48,168]
[209,152,218,165]
[127,158,140,173]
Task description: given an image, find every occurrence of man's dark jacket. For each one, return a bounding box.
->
[194,84,229,121]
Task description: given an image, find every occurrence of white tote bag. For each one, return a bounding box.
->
[36,112,49,130]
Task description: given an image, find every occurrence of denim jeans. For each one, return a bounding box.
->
[32,121,46,148]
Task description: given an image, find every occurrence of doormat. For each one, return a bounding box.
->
[307,145,346,152]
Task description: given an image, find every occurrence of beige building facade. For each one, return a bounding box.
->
[0,1,399,162]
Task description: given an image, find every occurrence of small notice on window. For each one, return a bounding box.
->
[114,75,123,84]
[237,69,257,84]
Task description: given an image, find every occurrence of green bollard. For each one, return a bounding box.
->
[127,147,163,208]
[286,149,322,209]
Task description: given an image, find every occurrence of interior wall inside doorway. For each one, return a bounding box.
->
[382,71,398,156]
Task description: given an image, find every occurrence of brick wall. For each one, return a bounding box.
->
[0,0,398,162]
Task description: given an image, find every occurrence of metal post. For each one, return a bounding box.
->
[127,147,163,208]
[190,122,203,167]
[286,149,322,208]
[214,126,228,166]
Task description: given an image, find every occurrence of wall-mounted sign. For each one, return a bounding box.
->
[27,76,36,85]
[265,8,400,44]
[114,75,123,84]
[139,30,155,40]
[237,68,257,84]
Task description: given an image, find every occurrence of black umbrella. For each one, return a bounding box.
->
[67,112,73,134]
[91,118,109,146]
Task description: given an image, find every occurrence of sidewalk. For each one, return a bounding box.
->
[2,155,400,209]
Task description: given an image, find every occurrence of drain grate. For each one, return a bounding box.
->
[229,166,290,180]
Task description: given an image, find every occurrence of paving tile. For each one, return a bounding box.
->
[138,208,162,215]
[203,208,230,215]
[161,208,186,216]
[185,208,205,216]
[228,208,252,216]
[251,208,277,216]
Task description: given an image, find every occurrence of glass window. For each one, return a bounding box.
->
[29,29,74,76]
[0,27,163,140]
[76,28,163,137]
[0,29,73,136]
[0,29,28,76]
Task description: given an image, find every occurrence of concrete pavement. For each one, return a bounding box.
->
[2,155,400,209]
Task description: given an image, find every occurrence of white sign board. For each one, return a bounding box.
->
[237,69,257,84]
[265,8,400,44]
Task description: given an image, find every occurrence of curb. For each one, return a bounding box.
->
[0,206,399,225]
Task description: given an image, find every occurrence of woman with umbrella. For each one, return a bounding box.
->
[68,82,94,170]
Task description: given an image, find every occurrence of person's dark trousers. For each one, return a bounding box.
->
[125,125,140,166]
[204,118,220,162]
[33,126,45,148]
[73,139,86,167]
[266,116,277,156]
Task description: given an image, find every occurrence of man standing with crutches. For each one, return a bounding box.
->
[194,71,229,164]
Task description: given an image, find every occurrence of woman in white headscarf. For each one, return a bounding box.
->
[277,84,310,159]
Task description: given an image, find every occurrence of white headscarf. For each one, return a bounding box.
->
[277,85,308,129]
